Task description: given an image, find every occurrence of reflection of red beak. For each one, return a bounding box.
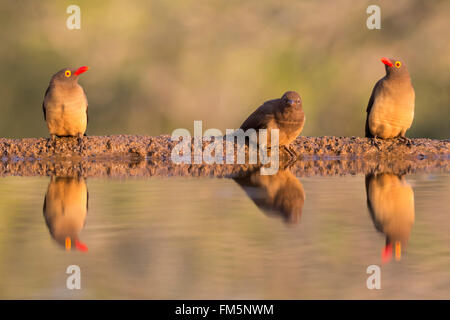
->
[75,240,89,252]
[382,243,392,264]
[74,66,89,76]
[380,57,393,67]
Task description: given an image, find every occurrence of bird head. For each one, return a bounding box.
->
[380,57,409,78]
[52,66,89,86]
[281,91,302,107]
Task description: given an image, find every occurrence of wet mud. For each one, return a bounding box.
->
[0,135,448,178]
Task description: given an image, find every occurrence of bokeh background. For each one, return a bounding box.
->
[0,0,449,139]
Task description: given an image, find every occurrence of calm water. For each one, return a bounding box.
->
[0,170,449,299]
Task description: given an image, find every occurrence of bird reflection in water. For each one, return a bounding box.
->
[234,168,305,225]
[43,176,89,252]
[365,173,415,263]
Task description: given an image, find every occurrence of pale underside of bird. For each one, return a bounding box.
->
[42,66,89,144]
[365,57,415,141]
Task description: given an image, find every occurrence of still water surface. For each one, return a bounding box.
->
[0,170,449,299]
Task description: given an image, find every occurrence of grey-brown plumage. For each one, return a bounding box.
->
[43,176,89,252]
[234,168,305,224]
[43,66,89,144]
[365,173,415,262]
[365,58,415,140]
[240,91,305,157]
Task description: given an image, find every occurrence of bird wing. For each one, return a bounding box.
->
[365,174,384,233]
[83,87,89,127]
[42,86,50,121]
[365,79,383,138]
[240,99,278,131]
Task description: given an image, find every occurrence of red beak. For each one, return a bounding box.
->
[381,243,392,264]
[74,66,89,76]
[75,240,89,252]
[380,57,393,67]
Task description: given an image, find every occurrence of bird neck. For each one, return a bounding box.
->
[51,79,78,90]
[284,104,303,114]
[386,71,411,82]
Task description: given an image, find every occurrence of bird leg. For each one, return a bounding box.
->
[398,135,412,147]
[47,134,57,149]
[77,133,84,152]
[370,136,382,150]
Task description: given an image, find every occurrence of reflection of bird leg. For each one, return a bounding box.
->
[282,145,297,160]
[288,145,298,158]
[395,241,402,261]
[280,156,297,170]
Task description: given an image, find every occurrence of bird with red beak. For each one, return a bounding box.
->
[365,172,415,264]
[43,66,89,146]
[43,176,89,253]
[365,57,415,145]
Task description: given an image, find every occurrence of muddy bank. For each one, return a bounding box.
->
[0,135,448,178]
[1,135,449,160]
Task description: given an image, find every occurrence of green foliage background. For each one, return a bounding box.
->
[0,0,449,138]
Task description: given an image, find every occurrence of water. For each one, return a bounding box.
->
[0,170,449,299]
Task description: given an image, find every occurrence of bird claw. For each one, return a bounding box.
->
[47,135,57,149]
[370,138,382,150]
[77,134,84,153]
[399,136,412,147]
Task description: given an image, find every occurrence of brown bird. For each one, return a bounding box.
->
[233,168,305,225]
[365,57,415,143]
[43,66,89,145]
[240,91,305,158]
[43,176,89,252]
[365,173,415,263]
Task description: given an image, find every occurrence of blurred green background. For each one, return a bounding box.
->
[0,0,449,139]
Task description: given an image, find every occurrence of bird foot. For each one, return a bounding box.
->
[370,138,382,150]
[77,134,84,153]
[398,136,412,147]
[47,135,57,149]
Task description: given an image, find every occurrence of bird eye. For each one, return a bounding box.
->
[65,70,71,77]
[395,61,401,68]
